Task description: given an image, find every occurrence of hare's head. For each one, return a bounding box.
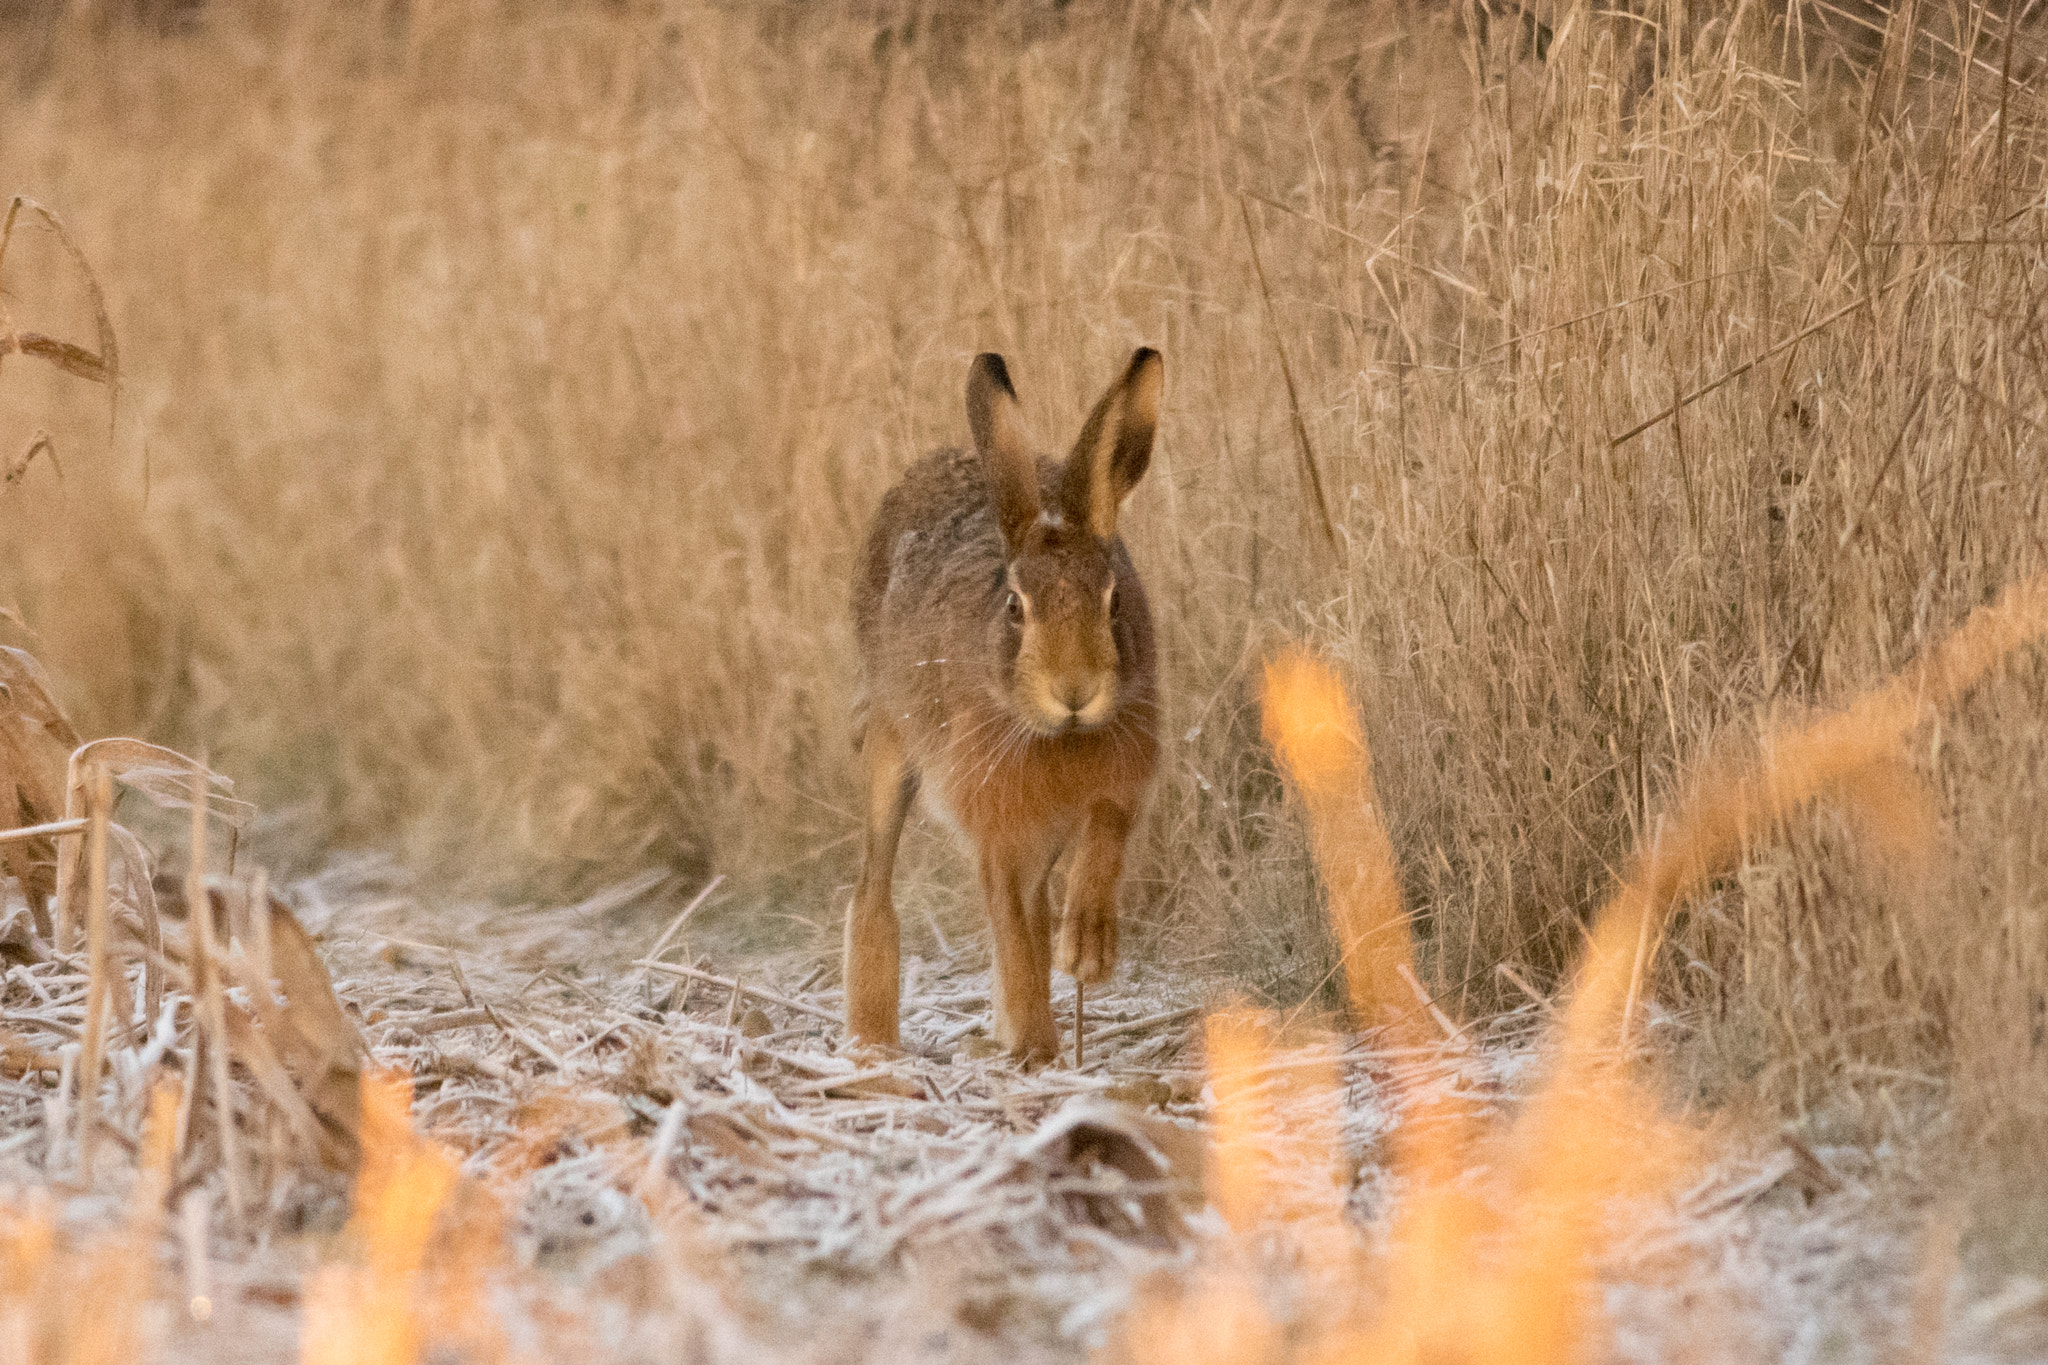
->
[966,348,1162,738]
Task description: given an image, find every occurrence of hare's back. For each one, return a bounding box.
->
[853,447,1006,648]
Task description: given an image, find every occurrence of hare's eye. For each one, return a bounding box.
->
[1005,590,1024,625]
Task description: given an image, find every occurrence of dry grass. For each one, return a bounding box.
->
[5,0,2048,1318]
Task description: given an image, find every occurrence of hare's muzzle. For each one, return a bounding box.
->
[1062,676,1117,729]
[1020,669,1118,735]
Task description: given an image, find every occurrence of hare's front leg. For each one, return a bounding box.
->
[845,718,916,1050]
[983,849,1060,1062]
[1026,872,1056,993]
[1059,800,1133,983]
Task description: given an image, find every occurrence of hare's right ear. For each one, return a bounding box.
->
[967,353,1039,553]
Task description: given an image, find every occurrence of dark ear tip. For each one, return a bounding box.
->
[973,352,1016,398]
[1130,346,1161,369]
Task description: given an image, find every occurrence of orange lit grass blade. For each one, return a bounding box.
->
[1260,650,1414,1031]
[1205,1009,1277,1236]
[352,1072,458,1284]
[1449,576,2048,1364]
[61,1085,181,1365]
[1113,1273,1286,1365]
[1107,1012,1295,1365]
[1567,571,2048,1053]
[1111,1013,1349,1365]
[1255,578,2048,1365]
[1205,1009,1348,1239]
[302,1071,461,1365]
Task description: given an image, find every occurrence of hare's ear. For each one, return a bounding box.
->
[1058,348,1162,541]
[967,353,1039,553]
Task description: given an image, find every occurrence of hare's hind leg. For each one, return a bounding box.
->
[983,846,1061,1063]
[846,717,916,1049]
[1059,800,1133,984]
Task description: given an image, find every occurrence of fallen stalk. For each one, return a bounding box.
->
[1083,1004,1203,1045]
[0,817,85,844]
[632,959,840,1025]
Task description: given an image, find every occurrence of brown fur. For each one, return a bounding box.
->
[846,350,1164,1061]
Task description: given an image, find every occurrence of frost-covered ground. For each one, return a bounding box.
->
[4,854,2043,1363]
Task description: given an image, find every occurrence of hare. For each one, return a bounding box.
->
[846,349,1163,1062]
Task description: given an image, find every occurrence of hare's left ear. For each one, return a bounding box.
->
[1058,347,1162,540]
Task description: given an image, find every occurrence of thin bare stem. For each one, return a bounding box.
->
[77,766,112,1185]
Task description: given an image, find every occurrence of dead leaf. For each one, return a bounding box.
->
[3,431,55,486]
[0,196,122,436]
[8,334,110,385]
[163,880,366,1170]
[254,893,367,1165]
[55,738,254,938]
[1015,1097,1196,1246]
[495,1091,635,1178]
[686,1110,787,1173]
[0,901,44,966]
[824,1073,925,1100]
[65,739,253,827]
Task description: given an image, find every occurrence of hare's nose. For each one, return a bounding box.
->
[1060,680,1104,715]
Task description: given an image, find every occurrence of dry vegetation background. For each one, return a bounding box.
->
[5,0,2048,1258]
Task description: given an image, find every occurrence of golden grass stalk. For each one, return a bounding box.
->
[1259,649,1413,1031]
[1258,647,1481,1189]
[186,766,243,1220]
[1203,1009,1349,1241]
[1259,651,1686,1364]
[64,1085,179,1365]
[1564,570,2048,1056]
[1203,1009,1279,1238]
[0,1192,57,1365]
[1118,1270,1287,1365]
[302,1072,456,1365]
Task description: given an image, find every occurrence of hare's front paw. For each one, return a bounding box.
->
[1007,1030,1059,1069]
[994,1001,1060,1067]
[845,998,901,1053]
[1058,897,1118,985]
[844,1033,905,1064]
